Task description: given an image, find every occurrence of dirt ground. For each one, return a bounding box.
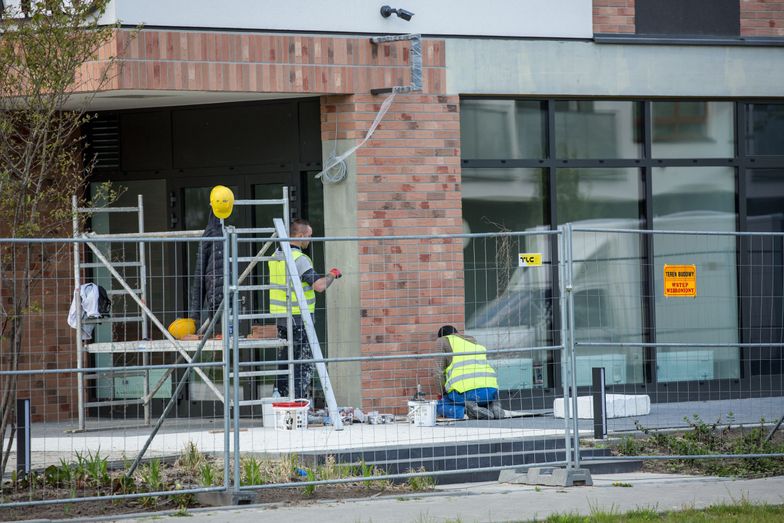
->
[1,484,405,521]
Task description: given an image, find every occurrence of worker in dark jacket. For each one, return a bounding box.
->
[168,185,234,339]
[188,210,225,324]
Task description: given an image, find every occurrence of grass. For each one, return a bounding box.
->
[541,502,784,522]
[406,467,436,492]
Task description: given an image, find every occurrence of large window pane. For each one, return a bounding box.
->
[748,104,784,156]
[554,101,642,159]
[460,99,545,159]
[744,168,784,376]
[557,168,645,385]
[652,166,739,381]
[461,168,551,389]
[651,101,734,158]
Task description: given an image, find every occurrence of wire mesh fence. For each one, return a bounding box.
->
[568,225,784,468]
[3,223,784,508]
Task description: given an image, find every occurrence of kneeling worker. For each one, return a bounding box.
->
[436,325,505,420]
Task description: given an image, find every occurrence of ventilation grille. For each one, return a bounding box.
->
[84,113,121,171]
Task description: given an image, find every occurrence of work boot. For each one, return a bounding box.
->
[490,401,505,420]
[465,400,494,420]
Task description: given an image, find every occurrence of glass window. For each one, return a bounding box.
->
[461,168,551,389]
[556,168,645,385]
[460,99,545,159]
[651,101,734,158]
[745,169,784,376]
[747,104,784,156]
[554,101,642,159]
[652,166,739,381]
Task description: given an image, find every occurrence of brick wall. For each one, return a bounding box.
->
[741,0,784,36]
[2,244,77,422]
[594,0,636,34]
[321,92,464,413]
[77,30,447,95]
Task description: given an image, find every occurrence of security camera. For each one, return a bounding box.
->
[380,5,415,21]
[396,8,414,21]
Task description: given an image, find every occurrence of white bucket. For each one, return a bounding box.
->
[261,399,277,428]
[407,400,437,427]
[271,400,310,431]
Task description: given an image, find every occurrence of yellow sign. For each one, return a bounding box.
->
[663,264,696,297]
[518,253,542,267]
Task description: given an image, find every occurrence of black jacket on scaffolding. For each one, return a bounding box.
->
[188,212,225,321]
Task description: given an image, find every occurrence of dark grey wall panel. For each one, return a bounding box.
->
[298,98,323,165]
[121,111,172,171]
[171,102,298,169]
[636,0,740,37]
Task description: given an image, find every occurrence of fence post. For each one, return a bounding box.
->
[223,227,232,492]
[566,223,581,468]
[558,226,573,470]
[231,229,242,495]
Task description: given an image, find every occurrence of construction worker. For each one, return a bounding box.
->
[435,325,505,420]
[268,218,342,400]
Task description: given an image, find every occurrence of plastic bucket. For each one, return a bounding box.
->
[272,400,310,430]
[407,400,437,427]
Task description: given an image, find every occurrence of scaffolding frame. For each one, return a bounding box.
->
[72,188,343,432]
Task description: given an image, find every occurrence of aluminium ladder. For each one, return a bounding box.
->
[72,194,151,430]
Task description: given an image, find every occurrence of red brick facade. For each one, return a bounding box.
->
[79,30,445,95]
[321,93,464,412]
[3,246,77,422]
[741,0,784,36]
[593,0,636,34]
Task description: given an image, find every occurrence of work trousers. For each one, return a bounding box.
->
[276,322,314,400]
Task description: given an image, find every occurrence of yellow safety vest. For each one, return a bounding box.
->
[444,335,498,394]
[268,250,316,315]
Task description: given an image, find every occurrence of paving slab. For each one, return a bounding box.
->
[101,473,784,523]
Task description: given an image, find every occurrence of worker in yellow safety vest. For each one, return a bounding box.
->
[436,325,505,420]
[268,218,342,400]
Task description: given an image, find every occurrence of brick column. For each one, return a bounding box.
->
[741,0,784,36]
[593,0,636,34]
[321,94,464,413]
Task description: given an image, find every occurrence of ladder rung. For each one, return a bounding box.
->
[234,199,287,206]
[236,284,285,291]
[77,207,139,213]
[80,262,142,268]
[239,339,289,349]
[83,316,144,324]
[237,313,288,321]
[229,370,287,379]
[107,289,142,295]
[85,399,144,407]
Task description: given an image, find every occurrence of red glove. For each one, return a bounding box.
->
[329,268,342,279]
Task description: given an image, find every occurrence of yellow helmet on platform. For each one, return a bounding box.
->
[210,185,234,219]
[168,318,196,340]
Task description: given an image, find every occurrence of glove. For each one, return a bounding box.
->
[329,268,342,279]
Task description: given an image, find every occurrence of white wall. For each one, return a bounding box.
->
[98,0,591,39]
[447,38,784,98]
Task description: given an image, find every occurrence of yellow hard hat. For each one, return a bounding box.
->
[210,185,234,219]
[168,318,196,340]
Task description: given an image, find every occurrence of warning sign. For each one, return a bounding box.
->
[663,264,696,297]
[518,253,542,267]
